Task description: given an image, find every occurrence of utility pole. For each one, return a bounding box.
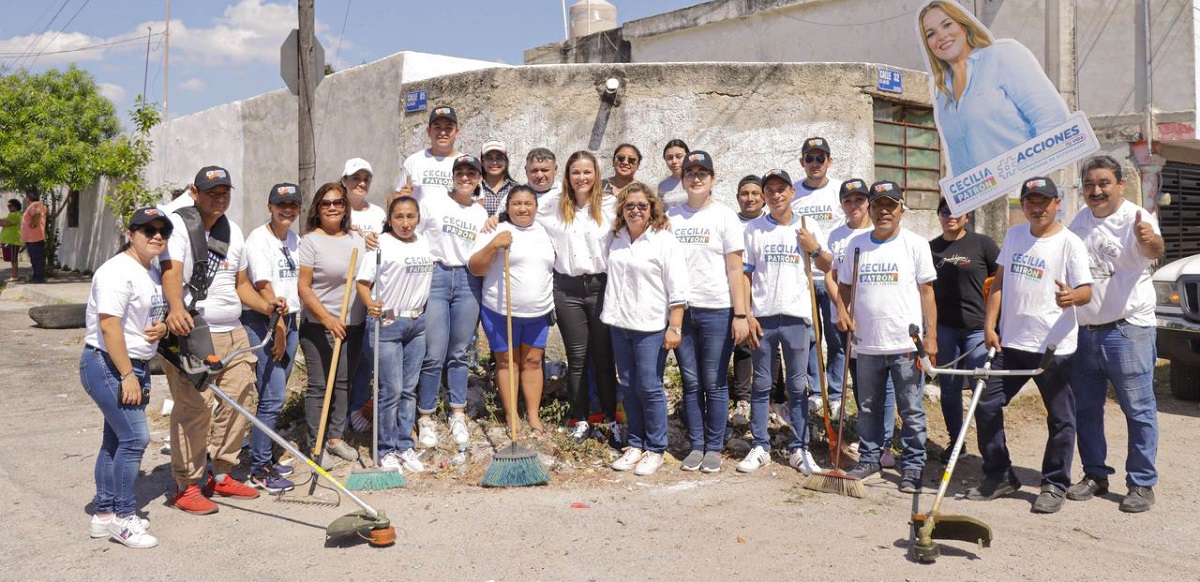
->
[164,0,170,120]
[1134,0,1159,211]
[1045,0,1078,216]
[299,0,317,200]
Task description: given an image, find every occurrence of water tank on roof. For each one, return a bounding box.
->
[569,0,618,40]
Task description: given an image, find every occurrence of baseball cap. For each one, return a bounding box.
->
[801,137,831,155]
[128,207,173,235]
[1019,176,1059,199]
[737,175,762,190]
[868,180,904,203]
[481,138,507,157]
[342,158,373,178]
[839,178,868,199]
[429,105,457,124]
[681,150,714,173]
[194,166,233,191]
[453,154,482,173]
[762,169,793,187]
[268,183,302,205]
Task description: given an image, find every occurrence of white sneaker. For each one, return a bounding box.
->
[634,451,665,476]
[417,417,438,448]
[90,514,149,539]
[789,448,820,476]
[379,451,404,473]
[570,420,590,442]
[108,514,158,549]
[737,445,772,473]
[449,413,470,445]
[880,449,897,469]
[611,447,645,471]
[398,448,425,473]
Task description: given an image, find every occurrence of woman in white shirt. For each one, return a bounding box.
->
[602,182,689,476]
[469,186,556,435]
[81,207,170,549]
[357,196,436,473]
[543,150,619,441]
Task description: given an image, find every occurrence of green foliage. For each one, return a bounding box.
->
[103,95,164,226]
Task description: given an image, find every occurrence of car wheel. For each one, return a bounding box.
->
[1170,362,1200,401]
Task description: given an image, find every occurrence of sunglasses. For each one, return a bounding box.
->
[615,154,640,164]
[482,155,506,163]
[623,202,650,212]
[804,155,827,164]
[319,198,347,208]
[136,224,172,238]
[281,245,297,271]
[683,170,711,180]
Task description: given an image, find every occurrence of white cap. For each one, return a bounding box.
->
[342,157,373,177]
[481,139,507,156]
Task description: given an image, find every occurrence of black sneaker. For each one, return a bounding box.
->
[846,461,881,481]
[1066,474,1109,501]
[1032,485,1066,514]
[898,468,923,493]
[937,444,967,465]
[1119,486,1155,513]
[247,467,295,493]
[966,471,1021,501]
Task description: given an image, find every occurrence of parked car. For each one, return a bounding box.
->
[1153,253,1200,400]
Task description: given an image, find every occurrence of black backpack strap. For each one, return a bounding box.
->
[173,207,231,311]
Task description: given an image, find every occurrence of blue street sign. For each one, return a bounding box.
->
[405,89,428,113]
[877,68,903,94]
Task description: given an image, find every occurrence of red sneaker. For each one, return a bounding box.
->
[172,484,219,515]
[207,474,260,499]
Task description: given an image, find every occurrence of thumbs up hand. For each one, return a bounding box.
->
[1133,211,1155,246]
[1054,279,1074,308]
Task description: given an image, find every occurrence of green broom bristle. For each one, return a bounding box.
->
[345,468,406,491]
[481,444,550,488]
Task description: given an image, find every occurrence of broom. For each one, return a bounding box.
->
[804,246,865,498]
[481,248,550,487]
[348,249,406,490]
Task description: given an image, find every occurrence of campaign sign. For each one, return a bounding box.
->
[941,110,1099,216]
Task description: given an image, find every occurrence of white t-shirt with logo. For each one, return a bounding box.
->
[1067,200,1160,327]
[995,225,1092,355]
[355,234,435,316]
[351,203,387,236]
[244,223,301,314]
[791,178,846,274]
[540,201,614,276]
[744,213,825,320]
[160,213,248,332]
[395,149,457,202]
[85,252,167,361]
[826,223,873,325]
[472,222,555,317]
[419,194,488,267]
[668,200,745,309]
[836,228,936,355]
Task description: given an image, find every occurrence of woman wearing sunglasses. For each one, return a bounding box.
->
[298,183,367,467]
[239,183,304,492]
[601,144,642,198]
[479,139,518,218]
[81,207,171,548]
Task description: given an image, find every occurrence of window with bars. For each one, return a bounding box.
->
[873,100,942,209]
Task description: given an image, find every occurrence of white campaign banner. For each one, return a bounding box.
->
[941,111,1100,216]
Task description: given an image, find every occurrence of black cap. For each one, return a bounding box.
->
[128,207,173,235]
[737,175,762,190]
[762,169,793,187]
[429,105,457,124]
[194,166,233,191]
[801,137,831,155]
[268,183,302,205]
[868,180,904,203]
[1019,176,1059,199]
[453,154,482,173]
[681,150,714,173]
[839,178,868,199]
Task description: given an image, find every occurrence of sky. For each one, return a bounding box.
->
[0,0,700,129]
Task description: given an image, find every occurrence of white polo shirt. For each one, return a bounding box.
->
[601,227,690,332]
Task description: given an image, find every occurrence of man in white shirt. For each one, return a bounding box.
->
[1066,155,1164,513]
[968,176,1093,514]
[837,180,936,493]
[392,105,461,203]
[160,166,283,515]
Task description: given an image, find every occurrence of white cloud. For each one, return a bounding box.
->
[179,78,206,92]
[97,82,127,104]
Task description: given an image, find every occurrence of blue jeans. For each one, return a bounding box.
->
[751,315,811,451]
[676,307,733,452]
[1071,324,1159,487]
[369,315,427,455]
[80,346,150,518]
[611,327,669,453]
[241,311,298,470]
[849,357,895,443]
[807,280,845,401]
[856,352,926,470]
[936,325,987,441]
[419,264,481,414]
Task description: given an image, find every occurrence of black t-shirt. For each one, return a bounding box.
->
[929,231,1000,330]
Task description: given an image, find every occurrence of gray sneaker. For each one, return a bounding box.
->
[898,468,923,493]
[1066,475,1109,501]
[700,451,723,473]
[1032,485,1066,514]
[1119,485,1155,513]
[680,450,703,472]
[846,461,881,481]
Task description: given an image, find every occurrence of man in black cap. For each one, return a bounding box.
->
[159,165,284,515]
[393,105,462,203]
[967,176,1093,514]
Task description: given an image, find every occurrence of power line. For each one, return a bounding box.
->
[0,32,164,59]
[28,0,94,68]
[7,0,70,70]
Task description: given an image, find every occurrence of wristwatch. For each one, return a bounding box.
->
[808,246,824,260]
[667,326,682,335]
